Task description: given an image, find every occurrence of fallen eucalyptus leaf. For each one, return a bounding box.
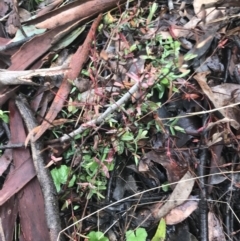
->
[154,171,195,219]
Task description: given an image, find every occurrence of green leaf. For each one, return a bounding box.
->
[173,126,186,133]
[12,25,46,42]
[171,70,190,78]
[136,228,148,240]
[146,101,161,111]
[51,169,61,192]
[68,97,77,113]
[169,118,178,126]
[51,165,71,192]
[87,231,109,241]
[89,161,98,173]
[184,53,198,61]
[147,3,158,23]
[52,25,86,51]
[81,69,90,76]
[162,182,169,192]
[140,55,156,60]
[73,205,80,210]
[120,132,134,141]
[161,78,169,85]
[126,228,147,241]
[151,218,166,241]
[135,129,148,141]
[130,43,137,52]
[68,174,76,188]
[104,11,116,25]
[1,114,9,123]
[134,155,139,166]
[169,126,175,135]
[161,68,170,75]
[117,141,124,155]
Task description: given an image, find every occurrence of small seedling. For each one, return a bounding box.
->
[161,182,169,192]
[0,110,9,123]
[51,165,76,192]
[168,118,185,136]
[125,228,148,241]
[87,231,109,241]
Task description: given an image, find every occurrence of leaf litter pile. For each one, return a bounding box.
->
[2,0,240,240]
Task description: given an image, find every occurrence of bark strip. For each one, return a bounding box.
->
[15,95,63,241]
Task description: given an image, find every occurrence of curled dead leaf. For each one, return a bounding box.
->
[165,197,198,225]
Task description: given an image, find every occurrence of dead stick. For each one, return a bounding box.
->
[15,95,63,241]
[59,81,140,142]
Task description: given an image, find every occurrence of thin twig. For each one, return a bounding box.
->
[59,81,140,142]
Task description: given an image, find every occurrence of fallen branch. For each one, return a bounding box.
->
[0,65,67,86]
[0,143,26,150]
[59,81,140,143]
[15,95,63,241]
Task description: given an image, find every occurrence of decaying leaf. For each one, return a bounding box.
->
[193,0,223,23]
[205,117,238,131]
[165,196,199,225]
[208,212,226,241]
[194,72,240,129]
[207,132,223,147]
[145,150,188,185]
[154,171,195,219]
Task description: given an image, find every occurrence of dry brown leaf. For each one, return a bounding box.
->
[207,132,223,147]
[19,8,31,21]
[153,171,195,220]
[194,72,240,129]
[193,0,223,23]
[205,117,238,131]
[165,197,198,225]
[208,212,226,241]
[145,150,188,185]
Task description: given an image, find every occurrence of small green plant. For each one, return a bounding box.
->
[0,110,9,123]
[142,36,191,99]
[161,182,170,192]
[147,2,158,24]
[78,145,115,199]
[167,118,185,135]
[111,128,148,165]
[87,231,109,241]
[51,165,76,192]
[125,228,148,241]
